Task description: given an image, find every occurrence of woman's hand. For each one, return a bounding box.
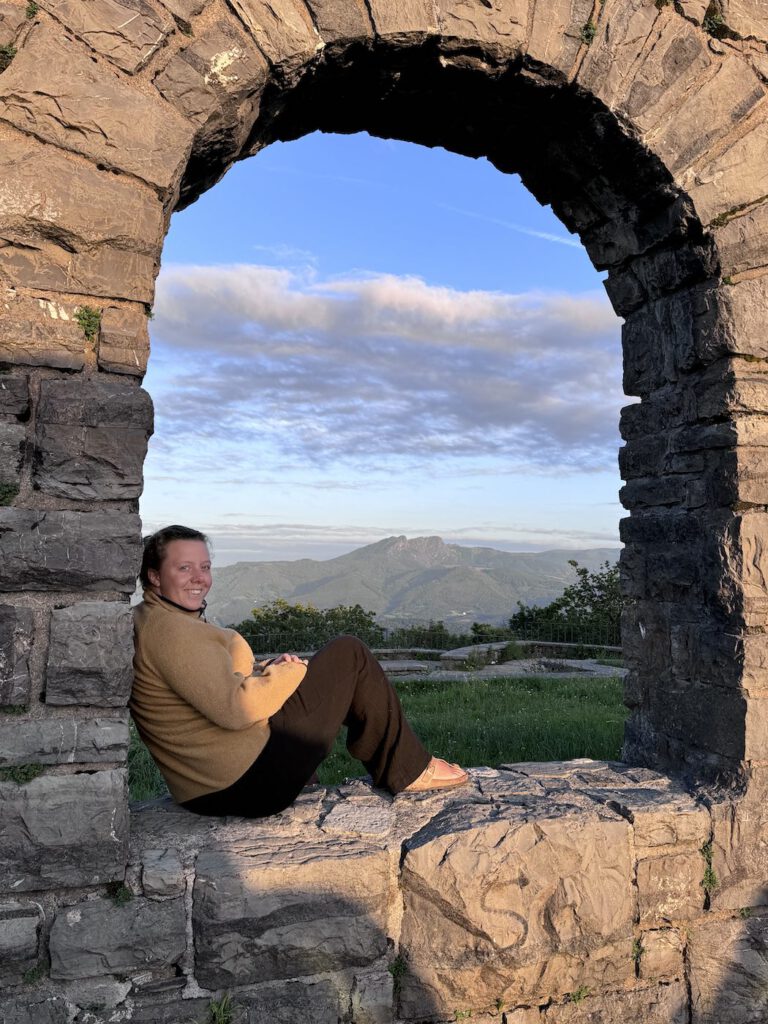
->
[271,653,308,666]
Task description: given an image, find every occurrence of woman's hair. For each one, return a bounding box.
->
[139,525,210,589]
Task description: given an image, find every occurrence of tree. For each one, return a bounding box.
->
[233,599,385,652]
[508,560,623,646]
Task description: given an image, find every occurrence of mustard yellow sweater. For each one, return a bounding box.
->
[130,589,307,803]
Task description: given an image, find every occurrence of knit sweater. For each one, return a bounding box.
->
[130,589,307,803]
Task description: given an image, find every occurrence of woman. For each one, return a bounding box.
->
[130,524,468,817]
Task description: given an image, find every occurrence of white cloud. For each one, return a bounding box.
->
[147,263,624,472]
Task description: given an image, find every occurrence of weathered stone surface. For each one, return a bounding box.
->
[544,981,689,1023]
[686,112,768,225]
[0,900,41,984]
[141,848,184,898]
[350,970,393,1024]
[0,137,164,303]
[154,17,267,128]
[367,0,437,37]
[0,603,33,707]
[34,379,153,500]
[640,927,685,981]
[193,838,390,989]
[39,0,174,73]
[726,0,768,41]
[0,373,28,417]
[242,977,347,1024]
[399,801,634,1016]
[0,420,23,490]
[688,913,768,1024]
[157,0,210,32]
[0,715,129,765]
[577,0,661,110]
[49,895,186,980]
[527,0,594,76]
[227,0,320,66]
[304,0,372,42]
[0,770,128,892]
[46,602,133,706]
[436,0,528,51]
[97,305,150,375]
[0,996,69,1024]
[0,25,192,192]
[0,292,87,370]
[0,510,141,592]
[714,202,768,276]
[710,769,768,909]
[0,3,26,47]
[719,276,768,360]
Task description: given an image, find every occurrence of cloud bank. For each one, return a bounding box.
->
[148,263,623,472]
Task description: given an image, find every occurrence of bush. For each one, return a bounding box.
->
[233,599,385,652]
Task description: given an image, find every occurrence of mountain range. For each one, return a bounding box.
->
[206,535,621,628]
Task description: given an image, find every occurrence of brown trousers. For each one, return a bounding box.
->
[183,635,431,818]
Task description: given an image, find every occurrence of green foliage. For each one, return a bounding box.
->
[0,44,17,72]
[580,19,596,44]
[509,560,623,647]
[654,0,671,8]
[703,1,725,33]
[106,881,133,906]
[499,640,525,661]
[74,305,102,342]
[388,619,470,650]
[26,1,39,16]
[233,599,385,651]
[0,482,19,506]
[1,704,28,715]
[570,986,590,1004]
[207,994,234,1024]
[23,963,46,985]
[388,954,407,996]
[700,840,718,898]
[455,1012,473,1021]
[0,763,43,784]
[128,720,168,801]
[739,906,753,919]
[631,938,644,968]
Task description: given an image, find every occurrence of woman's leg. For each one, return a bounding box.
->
[183,635,431,818]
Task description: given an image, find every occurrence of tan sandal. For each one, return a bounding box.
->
[403,757,469,793]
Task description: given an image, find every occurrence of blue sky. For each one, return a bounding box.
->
[140,131,626,564]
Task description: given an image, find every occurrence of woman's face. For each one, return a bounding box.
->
[148,539,212,610]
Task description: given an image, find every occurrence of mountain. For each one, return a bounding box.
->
[206,535,621,628]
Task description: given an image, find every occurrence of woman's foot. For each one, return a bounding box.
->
[403,757,469,793]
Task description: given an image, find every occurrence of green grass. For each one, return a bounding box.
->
[128,675,626,799]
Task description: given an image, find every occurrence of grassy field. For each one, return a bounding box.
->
[128,673,626,800]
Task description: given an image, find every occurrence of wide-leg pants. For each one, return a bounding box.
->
[182,635,431,818]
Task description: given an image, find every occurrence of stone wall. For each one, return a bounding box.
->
[2,0,768,1020]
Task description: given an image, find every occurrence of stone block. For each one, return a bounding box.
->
[640,927,685,981]
[157,0,210,32]
[687,114,768,226]
[141,848,185,899]
[527,0,594,77]
[155,17,268,121]
[49,895,186,980]
[726,0,768,40]
[576,0,660,110]
[719,276,768,360]
[0,715,129,766]
[711,768,768,909]
[399,801,634,1017]
[0,3,26,47]
[688,913,768,1024]
[436,0,528,52]
[0,23,193,193]
[544,981,688,1023]
[227,0,320,67]
[192,837,390,989]
[243,977,347,1024]
[0,136,164,303]
[97,305,150,376]
[713,201,768,277]
[304,0,372,42]
[0,769,128,892]
[0,900,42,984]
[0,603,33,707]
[0,996,68,1024]
[0,510,141,593]
[0,411,26,487]
[636,850,705,923]
[0,374,29,417]
[0,293,87,370]
[34,379,153,500]
[367,0,438,38]
[350,969,393,1024]
[39,0,174,73]
[46,602,133,707]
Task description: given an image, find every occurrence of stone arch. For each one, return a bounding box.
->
[1,0,768,1019]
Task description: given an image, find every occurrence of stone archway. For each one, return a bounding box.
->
[1,0,768,1019]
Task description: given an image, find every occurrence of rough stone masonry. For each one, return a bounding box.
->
[2,0,768,1020]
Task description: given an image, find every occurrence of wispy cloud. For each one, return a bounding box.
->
[147,263,623,474]
[436,203,582,249]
